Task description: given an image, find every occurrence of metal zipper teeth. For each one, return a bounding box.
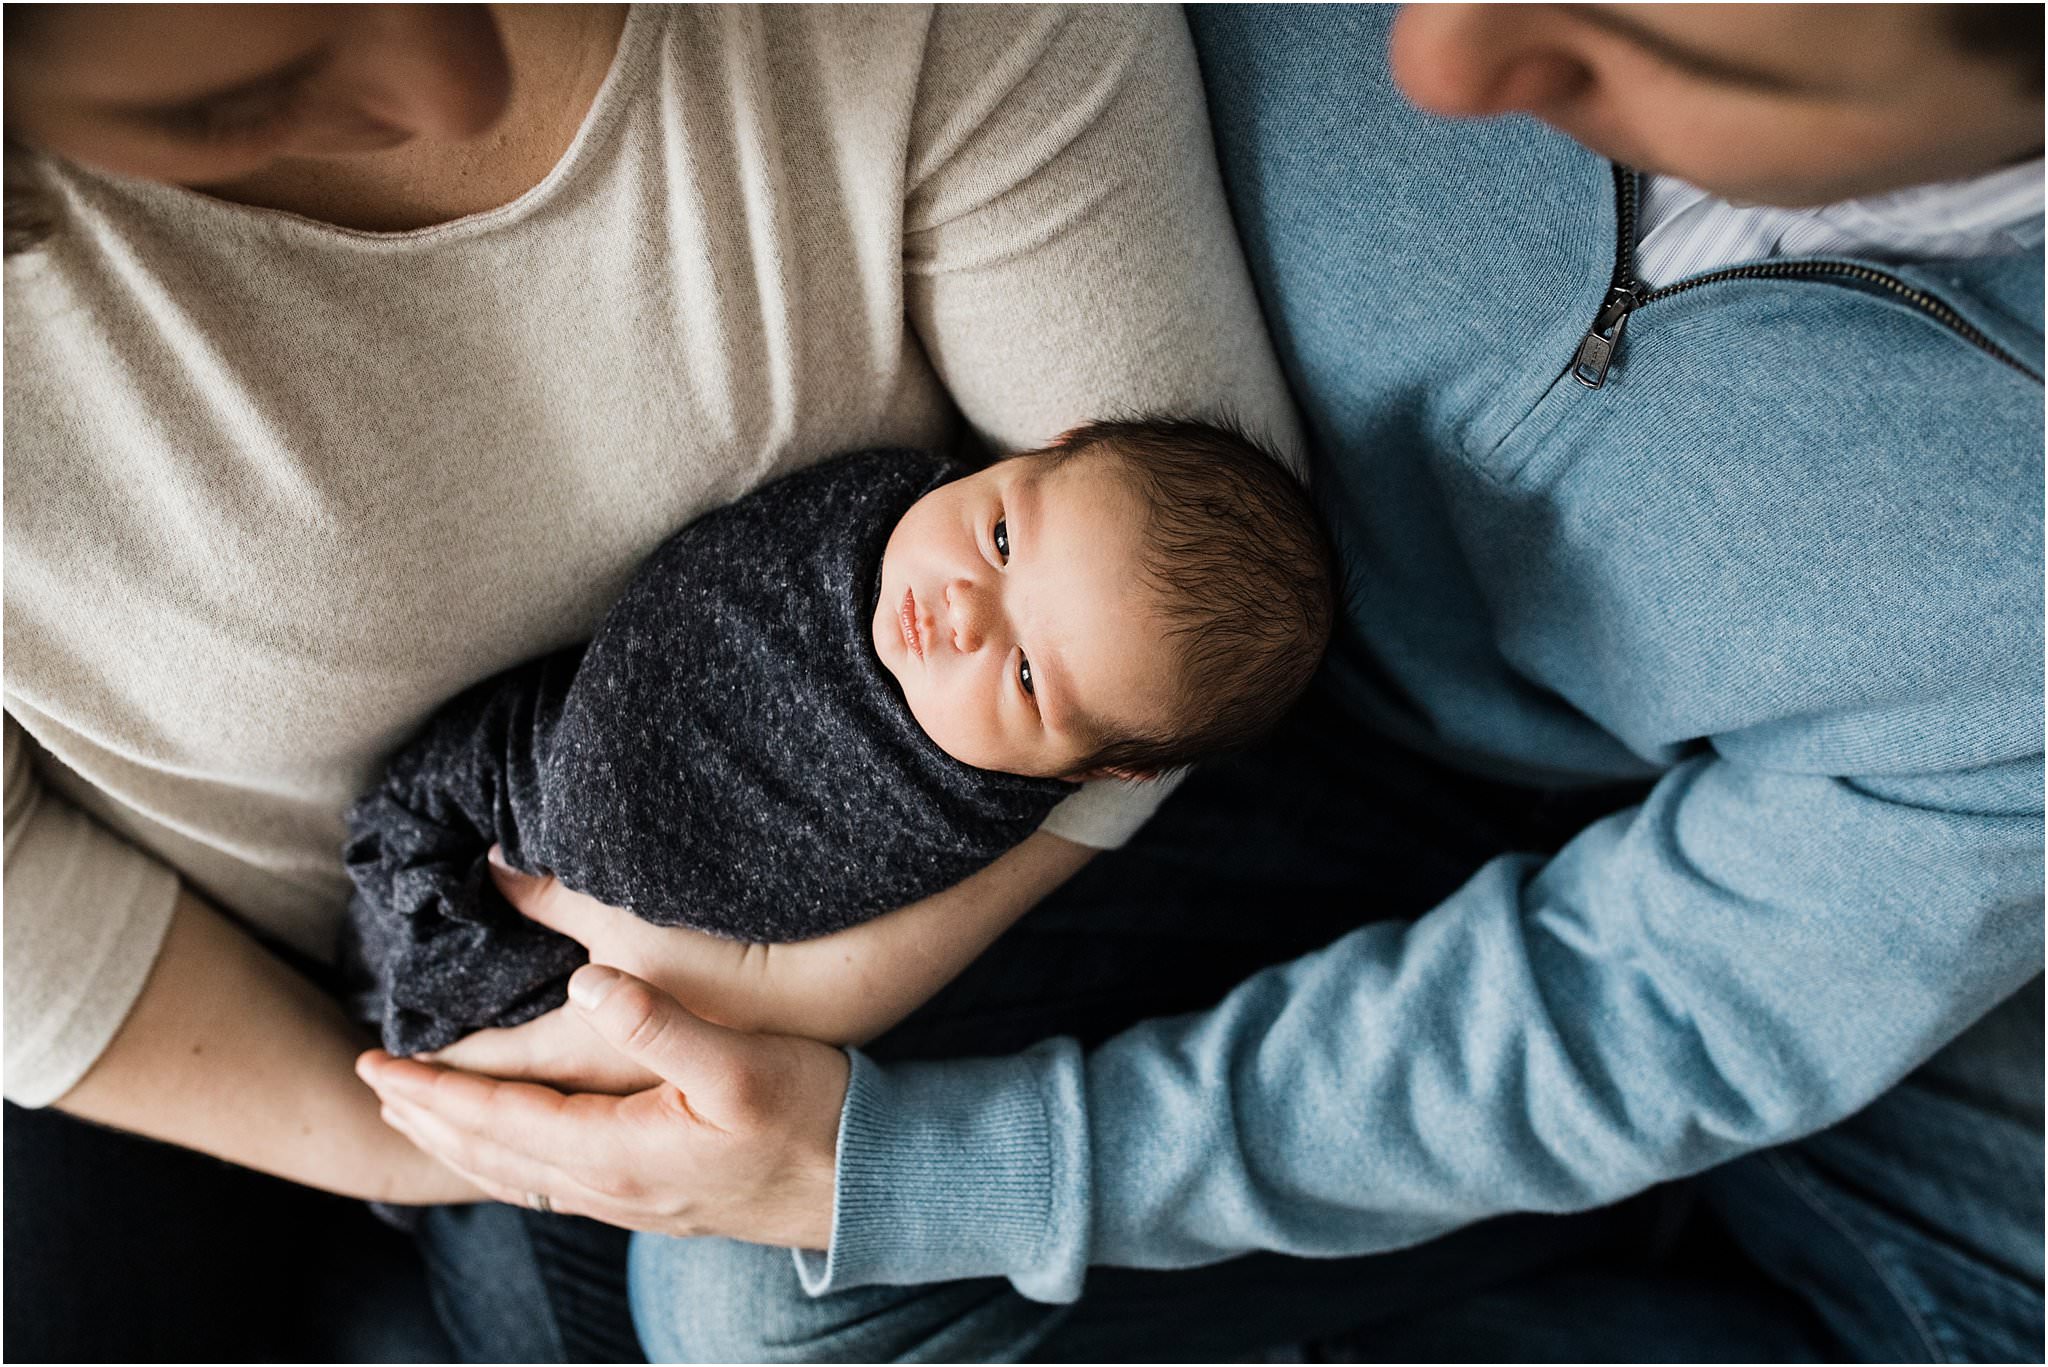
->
[1637,261,2041,382]
[1574,164,2042,387]
[1610,165,1639,288]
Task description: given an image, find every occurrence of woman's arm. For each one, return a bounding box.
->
[58,885,482,1206]
[430,831,1095,1089]
[633,831,1096,1045]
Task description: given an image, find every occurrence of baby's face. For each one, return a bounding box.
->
[872,452,1179,779]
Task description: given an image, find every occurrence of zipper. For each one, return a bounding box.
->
[1570,165,2041,389]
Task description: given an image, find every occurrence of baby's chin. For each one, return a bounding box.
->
[869,594,909,689]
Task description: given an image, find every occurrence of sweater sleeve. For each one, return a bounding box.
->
[3,712,181,1107]
[800,746,2042,1301]
[901,4,1305,852]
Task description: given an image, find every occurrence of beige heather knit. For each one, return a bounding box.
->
[1,4,1301,1107]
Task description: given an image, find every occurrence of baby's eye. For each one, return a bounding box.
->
[1018,653,1035,697]
[992,518,1010,563]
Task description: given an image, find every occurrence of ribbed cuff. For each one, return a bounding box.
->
[794,1040,1090,1303]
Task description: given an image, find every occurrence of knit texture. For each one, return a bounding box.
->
[341,450,1071,1055]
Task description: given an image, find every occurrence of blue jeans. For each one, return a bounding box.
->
[628,691,2043,1363]
[413,1202,643,1362]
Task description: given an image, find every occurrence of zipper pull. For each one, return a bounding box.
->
[1572,284,1643,389]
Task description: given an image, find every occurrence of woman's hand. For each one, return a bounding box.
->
[427,847,765,1093]
[427,1005,658,1095]
[359,965,848,1248]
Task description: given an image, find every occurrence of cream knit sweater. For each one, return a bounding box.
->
[2,4,1300,1106]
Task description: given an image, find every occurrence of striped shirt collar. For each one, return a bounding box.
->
[1636,158,2044,288]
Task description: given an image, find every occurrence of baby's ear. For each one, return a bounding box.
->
[1067,763,1160,784]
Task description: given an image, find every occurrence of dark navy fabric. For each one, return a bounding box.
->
[340,449,1072,1056]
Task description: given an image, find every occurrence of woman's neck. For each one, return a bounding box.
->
[194,4,628,231]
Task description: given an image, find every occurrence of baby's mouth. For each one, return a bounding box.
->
[899,587,924,661]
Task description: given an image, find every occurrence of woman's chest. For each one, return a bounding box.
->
[3,236,953,783]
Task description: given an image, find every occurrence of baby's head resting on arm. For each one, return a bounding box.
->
[871,416,1336,781]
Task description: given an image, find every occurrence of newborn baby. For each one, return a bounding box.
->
[342,418,1334,1055]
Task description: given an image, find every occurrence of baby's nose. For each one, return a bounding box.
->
[945,579,989,652]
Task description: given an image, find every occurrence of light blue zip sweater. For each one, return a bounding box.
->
[798,5,2045,1302]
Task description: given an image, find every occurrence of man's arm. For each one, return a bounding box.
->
[802,749,2042,1301]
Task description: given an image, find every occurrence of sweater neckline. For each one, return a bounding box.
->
[60,4,660,253]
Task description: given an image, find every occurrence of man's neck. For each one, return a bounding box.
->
[192,4,629,232]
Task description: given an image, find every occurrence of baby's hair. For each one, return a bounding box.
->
[1034,414,1336,776]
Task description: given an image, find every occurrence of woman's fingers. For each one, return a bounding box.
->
[380,1102,617,1223]
[485,845,639,949]
[481,847,701,992]
[360,1049,668,1175]
[427,1008,662,1095]
[424,1017,547,1078]
[380,1094,594,1209]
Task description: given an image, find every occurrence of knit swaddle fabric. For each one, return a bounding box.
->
[340,449,1074,1055]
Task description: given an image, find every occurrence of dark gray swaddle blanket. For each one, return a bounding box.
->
[340,448,1074,1056]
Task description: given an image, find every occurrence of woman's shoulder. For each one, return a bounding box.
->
[643,5,1196,185]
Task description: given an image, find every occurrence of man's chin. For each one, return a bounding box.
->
[1551,136,1881,211]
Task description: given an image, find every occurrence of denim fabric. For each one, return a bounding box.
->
[784,0,2043,1322]
[1698,988,2046,1363]
[415,1202,643,1364]
[341,449,1069,1055]
[1352,1042,2045,1363]
[631,1204,1668,1364]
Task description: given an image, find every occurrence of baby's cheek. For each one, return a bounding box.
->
[910,688,1013,773]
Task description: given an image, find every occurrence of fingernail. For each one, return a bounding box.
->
[568,964,620,1010]
[486,844,510,871]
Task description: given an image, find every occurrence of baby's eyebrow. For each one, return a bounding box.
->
[1006,471,1074,731]
[1010,469,1044,556]
[1033,639,1079,736]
